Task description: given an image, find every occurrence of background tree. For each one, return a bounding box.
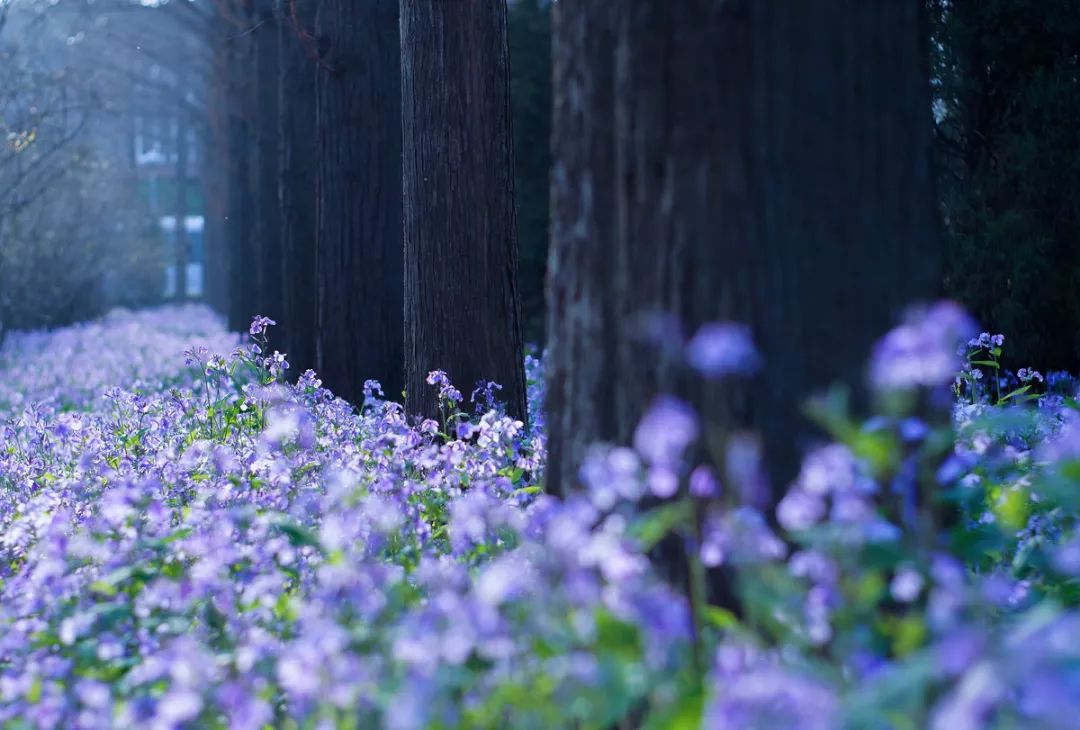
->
[251,0,283,334]
[0,2,171,341]
[172,61,191,302]
[546,1,941,497]
[222,3,258,334]
[508,0,552,345]
[314,0,404,404]
[401,0,526,421]
[275,0,318,377]
[932,0,1080,372]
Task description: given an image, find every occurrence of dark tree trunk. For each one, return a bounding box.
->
[203,23,230,316]
[252,0,284,334]
[401,0,527,421]
[315,0,404,404]
[546,1,941,497]
[546,3,619,496]
[276,0,318,376]
[226,15,257,334]
[202,151,228,315]
[173,69,189,303]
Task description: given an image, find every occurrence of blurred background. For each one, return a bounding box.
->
[1,0,1078,376]
[0,0,552,347]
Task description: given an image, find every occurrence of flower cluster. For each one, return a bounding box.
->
[2,302,1080,729]
[0,307,690,729]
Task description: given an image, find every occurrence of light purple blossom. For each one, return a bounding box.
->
[871,301,977,391]
[686,322,760,378]
[633,395,699,469]
[890,566,925,603]
[248,315,276,337]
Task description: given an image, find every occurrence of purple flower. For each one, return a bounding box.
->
[890,566,925,603]
[795,444,875,496]
[777,488,826,531]
[689,465,721,498]
[184,346,209,366]
[1038,412,1080,463]
[426,370,462,405]
[647,466,680,499]
[1053,534,1080,574]
[1018,368,1044,383]
[248,315,276,337]
[725,433,771,509]
[633,396,699,469]
[154,689,203,726]
[900,417,930,442]
[705,644,838,730]
[685,322,760,378]
[470,381,504,413]
[580,446,646,508]
[870,301,976,391]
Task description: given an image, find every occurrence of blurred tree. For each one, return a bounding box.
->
[546,2,941,497]
[275,0,318,377]
[205,10,234,317]
[314,0,404,404]
[932,0,1080,371]
[173,61,191,302]
[401,0,527,421]
[251,0,283,333]
[508,0,552,345]
[0,2,166,341]
[223,4,258,334]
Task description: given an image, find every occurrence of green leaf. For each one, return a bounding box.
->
[90,565,136,596]
[595,608,643,660]
[644,686,705,730]
[26,676,42,704]
[270,517,325,553]
[999,385,1033,403]
[629,500,693,550]
[88,580,118,597]
[702,605,740,631]
[892,615,927,656]
[994,488,1029,532]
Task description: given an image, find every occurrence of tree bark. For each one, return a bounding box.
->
[252,0,284,334]
[315,0,404,405]
[276,0,318,376]
[546,2,619,494]
[203,22,231,317]
[546,1,941,497]
[173,66,189,302]
[401,0,527,421]
[225,12,257,334]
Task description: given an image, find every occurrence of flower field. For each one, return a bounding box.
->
[2,305,1080,728]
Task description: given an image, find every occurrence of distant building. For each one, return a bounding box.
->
[159,215,204,299]
[130,62,204,300]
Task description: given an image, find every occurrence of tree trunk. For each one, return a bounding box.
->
[202,18,232,317]
[252,0,284,334]
[173,66,189,303]
[225,14,257,334]
[546,1,941,497]
[315,0,404,404]
[276,0,318,377]
[401,0,527,421]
